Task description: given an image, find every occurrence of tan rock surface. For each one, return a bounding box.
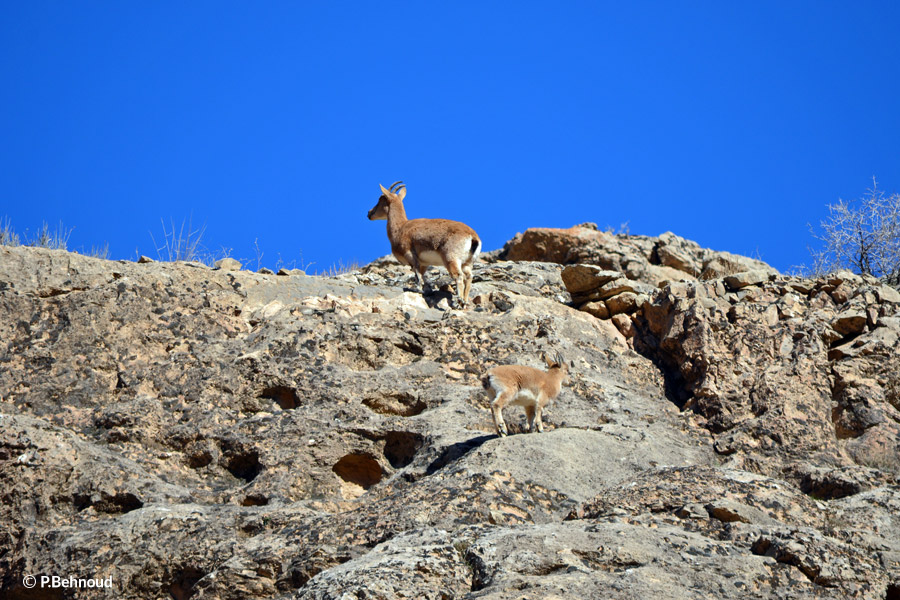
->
[1,239,899,599]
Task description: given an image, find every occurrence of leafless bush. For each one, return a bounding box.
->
[275,252,315,273]
[252,238,264,271]
[807,180,900,286]
[30,221,74,250]
[604,221,630,236]
[150,217,210,264]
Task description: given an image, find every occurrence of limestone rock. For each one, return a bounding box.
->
[832,309,868,336]
[560,265,621,294]
[1,240,899,599]
[579,300,609,319]
[876,284,900,304]
[501,226,776,286]
[724,269,771,290]
[215,257,243,271]
[611,313,636,337]
[606,291,639,315]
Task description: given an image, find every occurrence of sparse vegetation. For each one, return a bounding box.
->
[0,216,19,246]
[90,243,110,259]
[0,218,73,250]
[150,217,208,263]
[807,180,900,286]
[31,221,74,250]
[148,217,232,266]
[318,259,360,276]
[252,238,264,271]
[605,221,630,236]
[275,252,318,274]
[2,215,374,276]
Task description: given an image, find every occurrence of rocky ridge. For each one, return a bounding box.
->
[1,226,899,599]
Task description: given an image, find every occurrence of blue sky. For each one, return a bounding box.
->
[2,2,899,273]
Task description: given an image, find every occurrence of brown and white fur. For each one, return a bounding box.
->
[482,352,569,437]
[367,181,481,308]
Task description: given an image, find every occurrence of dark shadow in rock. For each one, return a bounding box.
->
[799,469,864,500]
[73,492,143,514]
[363,392,427,417]
[425,435,493,476]
[393,337,424,356]
[885,583,900,600]
[94,492,143,514]
[258,385,300,410]
[383,431,425,469]
[220,441,263,482]
[169,566,204,600]
[241,493,269,506]
[185,440,216,468]
[631,326,691,410]
[402,286,454,309]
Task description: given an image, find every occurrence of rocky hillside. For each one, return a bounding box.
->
[1,225,899,599]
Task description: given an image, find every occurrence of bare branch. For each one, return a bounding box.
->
[807,181,900,286]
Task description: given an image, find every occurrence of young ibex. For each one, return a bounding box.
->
[483,352,569,437]
[367,181,481,308]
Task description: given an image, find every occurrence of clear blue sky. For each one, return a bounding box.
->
[2,2,899,273]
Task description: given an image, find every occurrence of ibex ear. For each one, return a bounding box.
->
[396,185,406,201]
[379,184,390,197]
[542,352,552,367]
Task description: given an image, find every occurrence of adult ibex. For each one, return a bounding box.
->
[367,181,481,308]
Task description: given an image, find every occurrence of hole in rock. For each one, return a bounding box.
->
[383,431,425,469]
[73,494,92,512]
[221,444,263,482]
[185,444,214,469]
[886,583,900,600]
[362,392,427,417]
[332,454,383,489]
[73,492,143,514]
[169,566,204,600]
[94,492,144,514]
[241,493,269,506]
[259,386,300,410]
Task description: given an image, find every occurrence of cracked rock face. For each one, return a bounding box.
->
[633,271,900,491]
[1,236,899,599]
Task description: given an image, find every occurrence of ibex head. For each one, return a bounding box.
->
[367,181,406,220]
[543,351,570,382]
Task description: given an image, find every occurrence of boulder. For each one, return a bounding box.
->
[724,269,771,290]
[606,291,640,315]
[214,257,243,271]
[561,265,622,294]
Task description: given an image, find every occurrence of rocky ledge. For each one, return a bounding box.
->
[1,226,898,599]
